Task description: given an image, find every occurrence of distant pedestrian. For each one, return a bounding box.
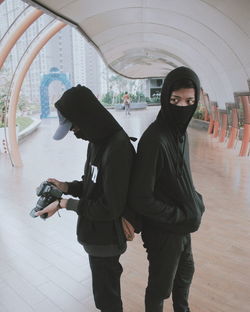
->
[123,92,131,115]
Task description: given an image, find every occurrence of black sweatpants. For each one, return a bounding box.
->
[142,229,194,312]
[88,255,123,312]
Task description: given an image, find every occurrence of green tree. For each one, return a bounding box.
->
[108,74,137,95]
[0,67,33,127]
[0,68,10,126]
[101,91,113,105]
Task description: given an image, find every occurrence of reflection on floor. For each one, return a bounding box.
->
[0,107,249,312]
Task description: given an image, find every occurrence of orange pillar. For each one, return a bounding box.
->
[208,119,214,134]
[204,108,209,121]
[213,108,220,138]
[219,113,227,143]
[208,103,216,135]
[227,127,238,149]
[227,108,238,149]
[239,124,250,156]
[8,21,66,167]
[213,120,219,137]
[239,96,250,156]
[0,8,43,69]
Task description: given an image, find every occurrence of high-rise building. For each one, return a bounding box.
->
[72,29,86,86]
[0,0,51,104]
[0,0,106,108]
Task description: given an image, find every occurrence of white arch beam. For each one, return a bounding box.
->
[0,8,43,69]
[8,21,66,167]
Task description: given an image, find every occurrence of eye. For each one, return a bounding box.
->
[170,97,179,105]
[187,99,195,105]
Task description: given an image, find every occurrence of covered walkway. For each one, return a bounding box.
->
[1,1,250,311]
[0,107,249,312]
[1,0,250,166]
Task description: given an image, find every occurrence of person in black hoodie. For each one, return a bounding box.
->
[36,85,135,312]
[129,67,205,312]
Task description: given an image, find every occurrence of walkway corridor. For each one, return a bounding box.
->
[0,107,249,312]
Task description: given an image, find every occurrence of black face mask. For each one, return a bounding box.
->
[72,127,88,140]
[169,105,195,136]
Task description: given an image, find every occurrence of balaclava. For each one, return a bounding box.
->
[159,67,200,136]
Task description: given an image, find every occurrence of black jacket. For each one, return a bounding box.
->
[55,85,135,245]
[129,67,205,234]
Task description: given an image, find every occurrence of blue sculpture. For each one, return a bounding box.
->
[40,67,71,118]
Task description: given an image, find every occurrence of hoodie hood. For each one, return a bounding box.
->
[55,85,122,142]
[158,66,200,136]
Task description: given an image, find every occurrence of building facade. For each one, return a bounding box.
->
[0,0,105,111]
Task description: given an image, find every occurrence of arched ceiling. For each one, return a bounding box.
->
[23,0,250,107]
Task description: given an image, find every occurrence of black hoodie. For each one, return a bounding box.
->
[129,67,205,234]
[55,85,135,246]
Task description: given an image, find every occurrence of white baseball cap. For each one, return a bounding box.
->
[53,110,72,140]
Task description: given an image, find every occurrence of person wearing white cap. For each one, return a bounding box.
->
[53,109,72,140]
[36,85,136,312]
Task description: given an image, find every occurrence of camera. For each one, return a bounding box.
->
[30,181,63,219]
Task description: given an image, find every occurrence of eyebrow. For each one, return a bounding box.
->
[171,95,195,99]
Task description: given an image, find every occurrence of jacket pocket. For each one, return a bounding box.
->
[179,191,205,233]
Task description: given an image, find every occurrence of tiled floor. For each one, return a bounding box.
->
[0,106,250,311]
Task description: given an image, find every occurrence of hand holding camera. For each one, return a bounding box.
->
[47,178,69,193]
[30,180,66,219]
[35,200,61,218]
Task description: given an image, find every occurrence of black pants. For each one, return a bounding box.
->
[88,255,123,312]
[142,229,194,312]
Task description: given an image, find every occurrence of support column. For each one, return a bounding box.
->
[219,112,227,143]
[204,108,209,121]
[213,108,219,138]
[208,119,214,134]
[203,93,212,131]
[227,127,238,149]
[208,103,217,135]
[239,95,250,156]
[227,108,238,149]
